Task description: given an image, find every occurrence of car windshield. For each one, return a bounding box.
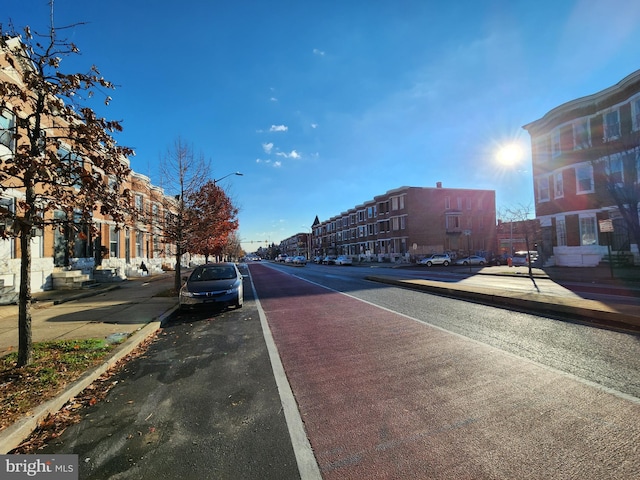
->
[191,266,236,281]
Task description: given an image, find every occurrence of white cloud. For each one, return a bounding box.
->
[262,142,274,154]
[276,150,301,159]
[270,97,278,102]
[273,161,282,167]
[270,125,288,132]
[310,123,318,129]
[313,48,325,56]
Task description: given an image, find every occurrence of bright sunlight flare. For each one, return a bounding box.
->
[496,143,524,166]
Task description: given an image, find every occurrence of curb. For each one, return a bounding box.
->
[0,304,178,454]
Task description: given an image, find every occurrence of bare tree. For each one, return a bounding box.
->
[158,138,209,290]
[0,20,133,366]
[595,133,640,260]
[500,204,541,279]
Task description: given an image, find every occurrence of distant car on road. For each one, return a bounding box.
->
[275,254,288,262]
[334,255,353,265]
[179,262,243,311]
[419,254,451,267]
[455,255,486,266]
[322,255,337,265]
[511,251,532,266]
[292,255,307,265]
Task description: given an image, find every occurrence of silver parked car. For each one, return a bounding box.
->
[179,262,243,311]
[455,255,486,266]
[419,254,451,266]
[335,255,353,265]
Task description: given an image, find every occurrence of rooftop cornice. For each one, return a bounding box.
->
[523,68,640,134]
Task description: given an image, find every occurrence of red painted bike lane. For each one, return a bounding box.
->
[249,263,640,480]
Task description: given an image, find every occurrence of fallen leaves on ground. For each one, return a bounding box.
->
[6,333,157,454]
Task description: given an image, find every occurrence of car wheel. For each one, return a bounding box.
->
[479,261,485,266]
[443,261,449,266]
[463,261,468,266]
[427,261,433,267]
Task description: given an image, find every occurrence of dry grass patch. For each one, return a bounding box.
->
[0,338,119,432]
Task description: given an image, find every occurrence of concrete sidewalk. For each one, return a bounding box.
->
[0,272,179,453]
[367,264,640,331]
[0,273,178,357]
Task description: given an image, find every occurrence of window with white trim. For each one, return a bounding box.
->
[573,118,590,150]
[556,217,567,246]
[0,109,16,151]
[576,164,594,194]
[579,216,597,246]
[604,110,620,141]
[537,176,550,202]
[109,226,119,257]
[444,196,450,209]
[632,96,640,131]
[605,154,623,186]
[554,171,564,198]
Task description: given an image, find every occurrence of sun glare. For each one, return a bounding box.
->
[496,143,524,166]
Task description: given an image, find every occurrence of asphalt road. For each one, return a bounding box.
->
[270,261,640,399]
[37,272,302,480]
[36,261,640,479]
[252,262,640,479]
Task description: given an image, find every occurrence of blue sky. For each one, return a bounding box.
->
[5,1,640,253]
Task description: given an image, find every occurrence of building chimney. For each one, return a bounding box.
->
[436,182,442,188]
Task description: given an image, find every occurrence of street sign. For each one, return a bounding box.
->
[599,219,614,233]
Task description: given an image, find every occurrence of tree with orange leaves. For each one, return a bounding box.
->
[186,180,239,263]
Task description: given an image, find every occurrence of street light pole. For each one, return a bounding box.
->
[214,171,243,184]
[211,172,242,262]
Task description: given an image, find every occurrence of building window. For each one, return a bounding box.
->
[575,164,594,194]
[367,206,376,218]
[632,96,640,131]
[573,118,590,149]
[604,110,620,141]
[136,231,144,257]
[556,217,567,246]
[579,216,597,246]
[135,194,144,212]
[400,216,406,230]
[444,196,450,209]
[58,147,84,188]
[391,196,404,210]
[605,154,624,186]
[357,210,364,222]
[537,176,550,202]
[534,136,551,163]
[446,215,460,230]
[551,129,561,157]
[109,226,119,257]
[457,197,463,210]
[554,171,564,198]
[0,109,16,151]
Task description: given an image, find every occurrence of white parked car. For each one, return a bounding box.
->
[419,254,451,266]
[334,255,353,265]
[292,255,307,265]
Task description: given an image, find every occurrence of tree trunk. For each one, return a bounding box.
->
[174,251,182,292]
[17,227,33,367]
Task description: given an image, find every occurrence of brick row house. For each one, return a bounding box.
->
[301,184,496,262]
[0,37,179,297]
[523,69,640,267]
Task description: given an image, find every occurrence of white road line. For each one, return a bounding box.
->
[247,269,323,480]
